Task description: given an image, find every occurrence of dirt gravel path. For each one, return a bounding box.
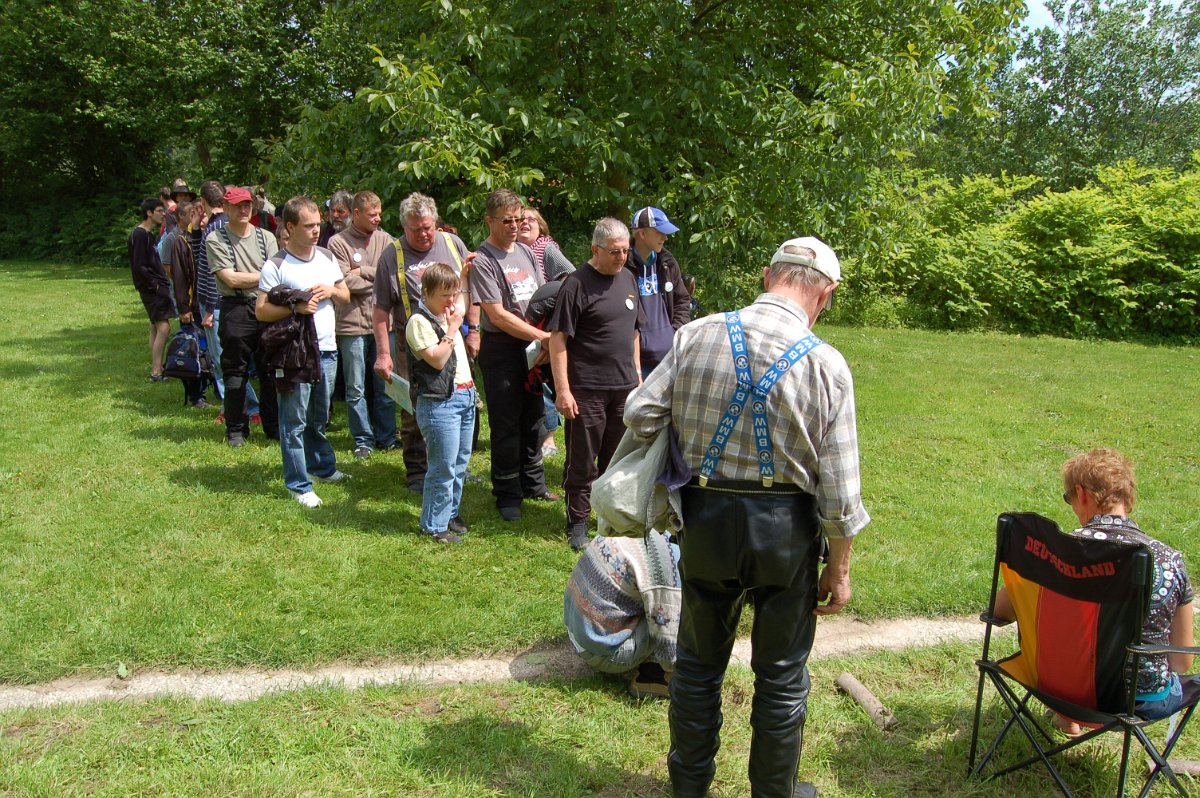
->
[0,614,1002,712]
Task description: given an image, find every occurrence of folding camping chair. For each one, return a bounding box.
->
[968,512,1200,798]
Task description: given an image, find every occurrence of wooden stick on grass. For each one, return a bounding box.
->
[836,672,899,730]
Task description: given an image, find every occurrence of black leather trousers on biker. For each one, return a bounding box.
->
[668,482,821,798]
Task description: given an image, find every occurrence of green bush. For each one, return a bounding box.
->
[0,195,136,268]
[858,161,1200,339]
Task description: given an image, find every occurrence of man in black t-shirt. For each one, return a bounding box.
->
[547,218,644,550]
[128,197,172,381]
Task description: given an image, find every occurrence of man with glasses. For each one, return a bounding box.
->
[546,218,644,550]
[467,188,556,521]
[625,237,868,798]
[372,192,477,493]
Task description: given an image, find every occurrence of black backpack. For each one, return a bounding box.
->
[162,324,208,380]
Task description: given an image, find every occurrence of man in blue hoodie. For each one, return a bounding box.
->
[627,207,692,379]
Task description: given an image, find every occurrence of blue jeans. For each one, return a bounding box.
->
[279,351,338,493]
[1136,672,1188,721]
[543,385,560,433]
[415,387,476,533]
[336,333,397,450]
[209,307,259,414]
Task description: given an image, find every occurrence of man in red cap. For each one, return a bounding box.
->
[205,185,280,447]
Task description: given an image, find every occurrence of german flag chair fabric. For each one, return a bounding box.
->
[968,512,1200,798]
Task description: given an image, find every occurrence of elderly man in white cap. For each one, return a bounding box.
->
[624,237,871,798]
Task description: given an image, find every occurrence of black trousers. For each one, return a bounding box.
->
[668,484,820,798]
[562,387,628,524]
[218,298,278,439]
[391,340,428,487]
[477,332,546,507]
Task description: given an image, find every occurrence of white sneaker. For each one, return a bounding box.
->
[291,490,323,508]
[308,470,350,483]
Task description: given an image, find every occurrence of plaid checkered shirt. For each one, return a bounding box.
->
[624,292,869,540]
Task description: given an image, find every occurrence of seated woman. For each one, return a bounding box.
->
[995,448,1194,733]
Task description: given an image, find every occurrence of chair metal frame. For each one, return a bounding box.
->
[967,512,1200,798]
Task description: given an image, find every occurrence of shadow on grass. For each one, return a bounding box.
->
[170,462,289,496]
[407,712,669,797]
[1,317,146,382]
[824,694,1140,797]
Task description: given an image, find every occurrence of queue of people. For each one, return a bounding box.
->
[128,184,696,547]
[130,183,1187,798]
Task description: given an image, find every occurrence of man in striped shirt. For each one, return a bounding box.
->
[624,236,870,798]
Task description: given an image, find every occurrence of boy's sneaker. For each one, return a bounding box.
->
[291,490,323,508]
[308,470,350,483]
[249,413,262,426]
[353,446,372,461]
[499,506,522,522]
[448,516,470,535]
[430,529,462,544]
[567,521,590,551]
[226,432,246,448]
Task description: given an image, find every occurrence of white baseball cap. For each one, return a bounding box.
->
[771,236,840,283]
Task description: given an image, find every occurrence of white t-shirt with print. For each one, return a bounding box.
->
[259,246,345,352]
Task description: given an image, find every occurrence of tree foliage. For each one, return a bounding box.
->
[265,0,1022,306]
[0,0,352,199]
[843,160,1200,339]
[925,0,1200,189]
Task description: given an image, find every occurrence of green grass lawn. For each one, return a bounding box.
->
[3,260,1200,796]
[3,641,1196,796]
[2,260,1199,684]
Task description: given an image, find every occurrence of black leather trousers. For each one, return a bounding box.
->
[668,483,820,798]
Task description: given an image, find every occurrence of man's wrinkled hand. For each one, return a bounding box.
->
[374,353,393,382]
[814,566,851,616]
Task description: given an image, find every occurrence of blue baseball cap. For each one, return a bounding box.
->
[631,206,680,236]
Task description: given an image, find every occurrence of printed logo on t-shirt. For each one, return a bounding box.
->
[506,265,538,304]
[405,257,463,293]
[638,272,659,296]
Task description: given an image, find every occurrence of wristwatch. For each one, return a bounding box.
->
[468,324,480,332]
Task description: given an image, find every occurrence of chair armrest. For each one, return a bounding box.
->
[1128,643,1200,656]
[979,610,1014,627]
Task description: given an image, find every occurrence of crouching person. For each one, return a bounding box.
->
[563,531,682,698]
[406,263,475,543]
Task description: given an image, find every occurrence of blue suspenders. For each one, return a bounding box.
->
[698,311,824,487]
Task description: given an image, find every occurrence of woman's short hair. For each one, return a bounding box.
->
[1062,448,1136,512]
[420,262,460,296]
